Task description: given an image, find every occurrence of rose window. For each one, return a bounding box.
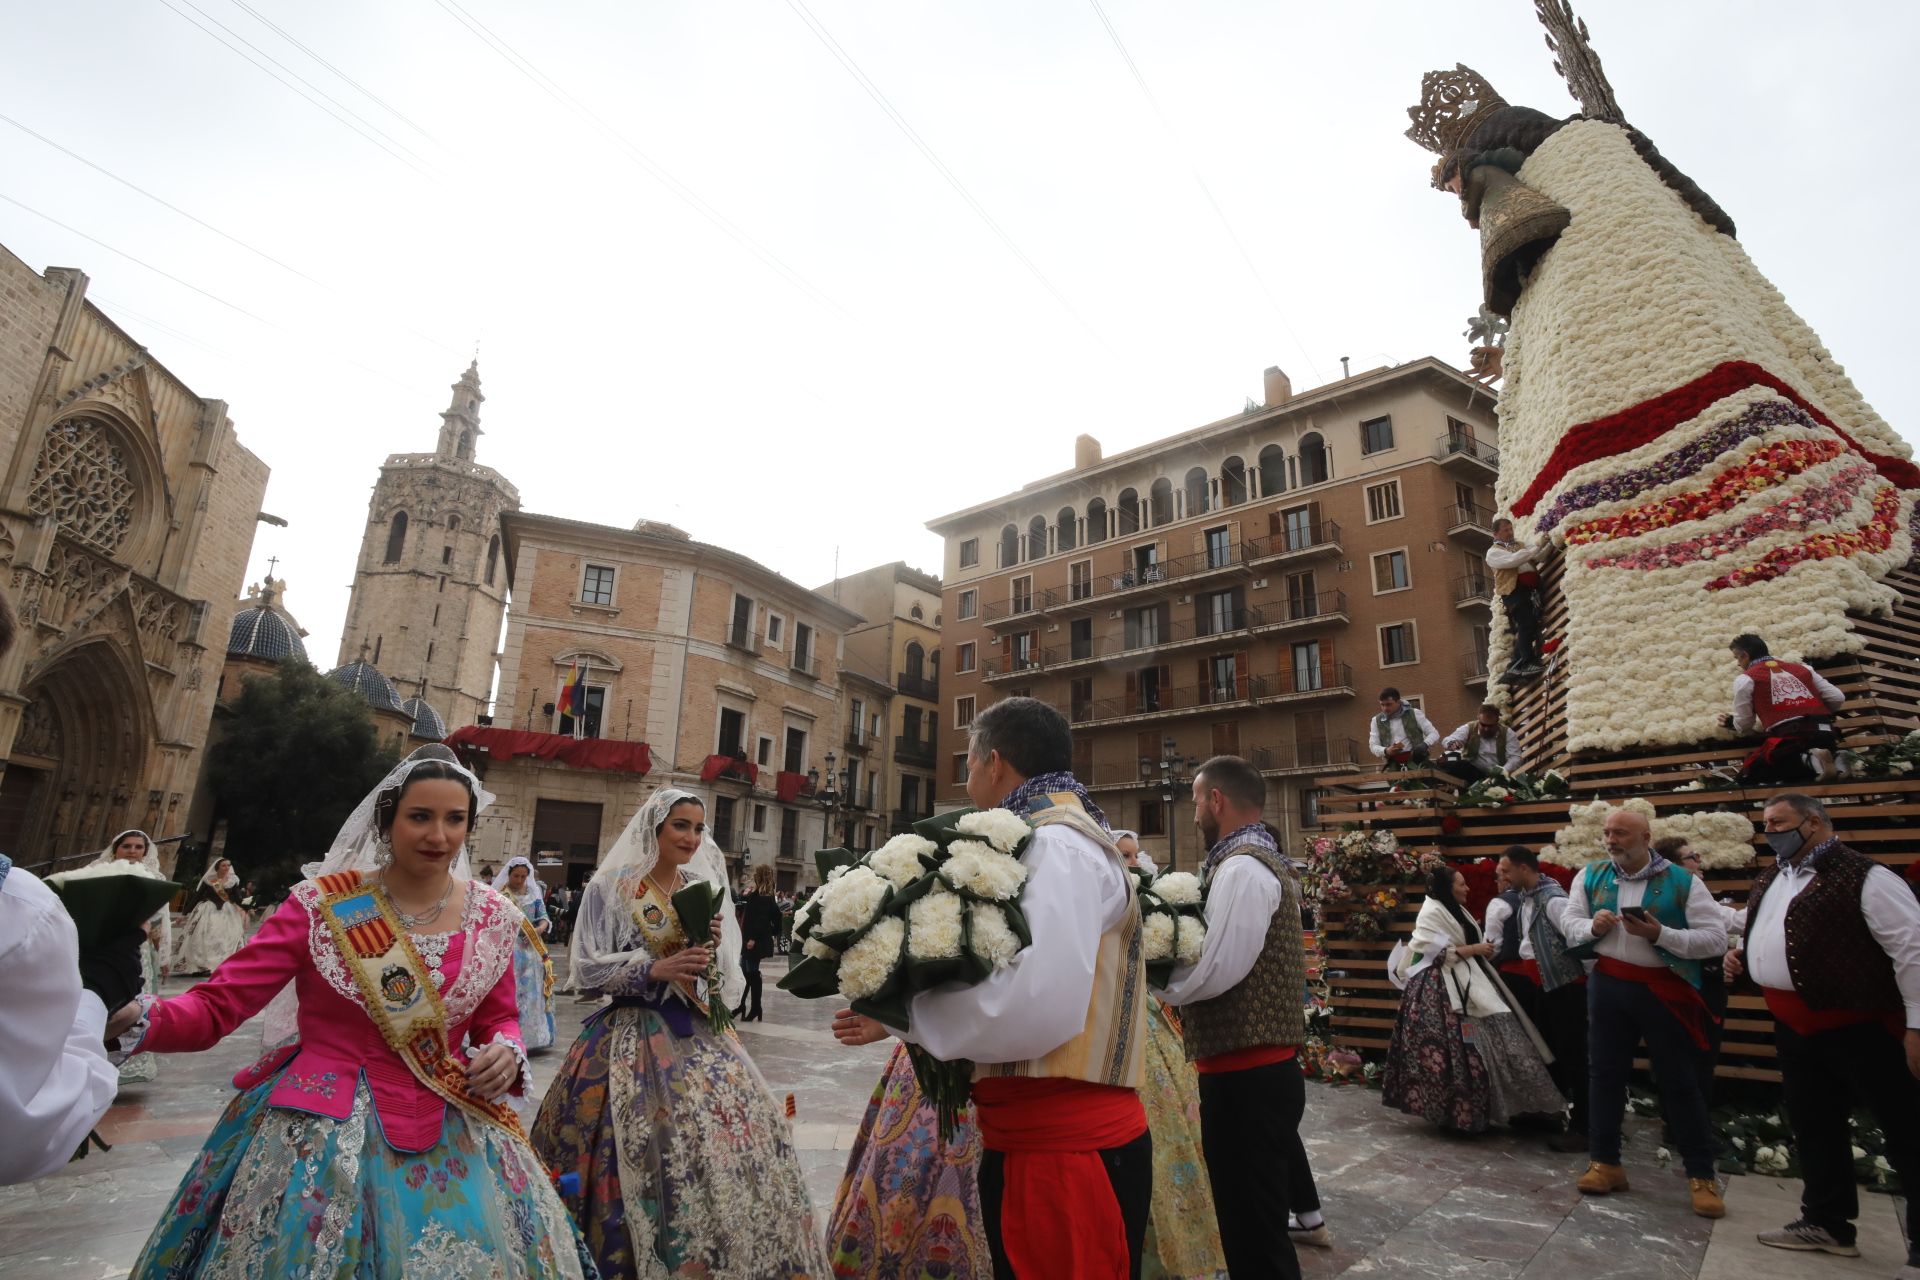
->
[27,417,137,553]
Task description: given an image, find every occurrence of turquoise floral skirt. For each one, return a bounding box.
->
[131,1061,598,1279]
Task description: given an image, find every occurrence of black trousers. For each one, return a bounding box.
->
[1589,972,1715,1178]
[1778,1019,1920,1246]
[1542,980,1591,1134]
[1198,1058,1305,1280]
[1501,588,1542,667]
[736,953,764,1016]
[979,1129,1152,1280]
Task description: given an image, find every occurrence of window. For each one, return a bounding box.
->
[425,641,434,663]
[757,735,774,767]
[1010,576,1033,615]
[999,524,1019,567]
[753,803,768,834]
[958,589,978,620]
[1360,415,1395,455]
[1286,571,1318,619]
[766,614,784,647]
[1204,525,1231,569]
[1056,506,1077,552]
[441,545,453,565]
[1291,640,1323,691]
[1281,505,1315,550]
[1202,589,1237,636]
[901,775,923,816]
[1221,457,1248,506]
[1211,721,1240,756]
[959,537,980,568]
[910,603,924,621]
[1069,559,1092,601]
[718,707,746,757]
[372,635,382,664]
[1131,544,1159,581]
[792,622,814,672]
[581,564,616,605]
[1070,677,1093,722]
[1086,497,1108,544]
[558,684,606,738]
[905,641,926,681]
[784,727,807,774]
[1372,549,1411,593]
[1184,467,1210,516]
[1302,787,1326,829]
[1380,622,1419,666]
[448,515,461,533]
[1124,604,1164,650]
[1365,479,1402,523]
[1258,444,1287,496]
[713,797,737,849]
[779,808,798,859]
[1011,631,1037,670]
[485,534,500,586]
[870,711,882,739]
[955,642,976,673]
[955,695,976,728]
[1027,515,1048,559]
[850,698,864,743]
[1148,478,1174,526]
[1138,800,1165,837]
[1298,432,1330,485]
[1117,488,1141,535]
[437,576,446,593]
[1070,617,1093,661]
[383,511,408,563]
[432,604,440,626]
[1208,654,1239,700]
[951,754,969,785]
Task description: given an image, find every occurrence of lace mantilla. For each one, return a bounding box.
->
[293,879,518,1026]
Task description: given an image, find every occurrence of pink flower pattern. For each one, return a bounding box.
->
[1584,462,1878,573]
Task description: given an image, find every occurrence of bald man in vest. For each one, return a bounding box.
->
[1157,754,1313,1279]
[1720,633,1844,784]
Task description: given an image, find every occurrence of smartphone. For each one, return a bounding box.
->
[1620,907,1652,922]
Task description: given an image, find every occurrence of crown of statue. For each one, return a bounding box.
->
[1405,64,1507,157]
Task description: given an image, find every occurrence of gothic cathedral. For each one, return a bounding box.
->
[338,363,518,732]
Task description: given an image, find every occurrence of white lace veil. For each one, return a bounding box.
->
[569,787,743,1008]
[199,858,240,891]
[492,855,543,903]
[88,829,171,955]
[260,745,495,1047]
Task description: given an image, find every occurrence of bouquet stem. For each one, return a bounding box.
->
[905,1042,974,1144]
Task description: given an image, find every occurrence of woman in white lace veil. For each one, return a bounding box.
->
[260,745,493,1047]
[88,829,172,1083]
[568,786,743,1010]
[492,855,545,902]
[86,828,171,958]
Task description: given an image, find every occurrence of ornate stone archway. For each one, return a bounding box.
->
[8,636,155,867]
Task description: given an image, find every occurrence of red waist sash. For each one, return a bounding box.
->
[1499,959,1539,983]
[1762,986,1903,1038]
[1595,956,1717,1050]
[1195,1044,1297,1075]
[972,1078,1146,1280]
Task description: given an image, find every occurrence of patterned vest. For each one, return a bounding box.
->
[1746,841,1903,1014]
[1573,860,1704,989]
[1181,845,1308,1061]
[1375,709,1427,759]
[1746,658,1828,729]
[1492,889,1524,966]
[976,795,1147,1088]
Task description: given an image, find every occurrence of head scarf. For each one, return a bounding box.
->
[88,828,161,874]
[200,858,239,891]
[260,745,494,1047]
[492,855,544,903]
[569,787,743,1008]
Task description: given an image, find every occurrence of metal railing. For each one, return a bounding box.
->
[726,623,760,652]
[789,650,820,678]
[894,734,937,767]
[981,586,1059,623]
[1447,502,1497,536]
[1464,652,1492,683]
[1254,661,1355,700]
[1247,737,1362,773]
[1245,520,1342,561]
[1435,429,1500,469]
[896,671,940,700]
[1453,573,1494,605]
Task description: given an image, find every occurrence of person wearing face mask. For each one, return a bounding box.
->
[1725,794,1920,1271]
[1560,807,1728,1218]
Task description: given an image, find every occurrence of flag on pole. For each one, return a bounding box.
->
[559,662,582,733]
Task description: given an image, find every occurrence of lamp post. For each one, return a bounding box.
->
[1140,736,1200,871]
[808,750,851,850]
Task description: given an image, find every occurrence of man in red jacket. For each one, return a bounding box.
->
[1719,634,1845,784]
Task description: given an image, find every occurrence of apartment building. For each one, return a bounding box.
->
[929,360,1501,867]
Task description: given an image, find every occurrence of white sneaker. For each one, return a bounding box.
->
[1808,748,1837,783]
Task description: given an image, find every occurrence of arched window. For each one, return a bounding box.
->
[1258,444,1287,496]
[1183,467,1210,516]
[1116,489,1140,535]
[905,641,926,680]
[930,648,941,674]
[1027,514,1048,560]
[910,603,924,620]
[1055,506,1077,552]
[1299,432,1330,486]
[457,431,473,458]
[1086,497,1108,544]
[383,511,408,563]
[999,523,1019,568]
[485,534,500,586]
[372,635,383,665]
[1221,456,1248,506]
[1148,478,1174,527]
[447,515,461,533]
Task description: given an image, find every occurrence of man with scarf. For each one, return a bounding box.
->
[1441,703,1523,783]
[1156,754,1311,1279]
[1365,687,1440,768]
[1492,845,1589,1153]
[1725,794,1920,1269]
[831,696,1150,1279]
[1561,806,1728,1217]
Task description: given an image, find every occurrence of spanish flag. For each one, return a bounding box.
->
[559,662,584,718]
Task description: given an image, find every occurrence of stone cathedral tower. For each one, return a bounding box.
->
[337,362,519,732]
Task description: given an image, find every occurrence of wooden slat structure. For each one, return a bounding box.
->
[1308,561,1920,1082]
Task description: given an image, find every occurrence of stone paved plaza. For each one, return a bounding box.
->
[1,956,1906,1278]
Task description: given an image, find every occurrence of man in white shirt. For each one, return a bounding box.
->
[1365,687,1440,768]
[1561,807,1728,1217]
[1441,703,1524,782]
[1725,794,1920,1271]
[1486,518,1548,679]
[1720,633,1846,784]
[1490,845,1589,1151]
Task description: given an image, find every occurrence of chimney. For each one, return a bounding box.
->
[1262,366,1291,406]
[1075,434,1103,469]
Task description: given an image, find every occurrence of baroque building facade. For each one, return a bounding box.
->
[337,362,518,733]
[0,246,270,869]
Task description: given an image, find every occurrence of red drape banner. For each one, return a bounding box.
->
[775,771,812,803]
[444,726,652,775]
[699,755,759,784]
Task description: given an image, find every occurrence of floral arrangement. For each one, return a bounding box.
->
[1134,869,1207,987]
[1455,768,1570,810]
[1300,825,1439,908]
[780,808,1035,1136]
[1342,888,1401,941]
[1629,1087,1902,1190]
[1541,798,1756,870]
[1838,728,1920,780]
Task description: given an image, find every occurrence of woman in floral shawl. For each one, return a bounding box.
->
[533,787,828,1279]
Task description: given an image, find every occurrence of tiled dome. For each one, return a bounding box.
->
[227,578,308,663]
[400,695,447,740]
[327,659,403,712]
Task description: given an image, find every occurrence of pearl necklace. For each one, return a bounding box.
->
[383,874,455,929]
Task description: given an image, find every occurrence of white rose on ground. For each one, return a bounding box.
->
[1152,872,1203,907]
[906,890,964,960]
[1174,915,1207,964]
[820,866,889,934]
[942,841,1027,900]
[969,903,1023,968]
[869,836,934,888]
[837,917,905,1000]
[955,808,1032,854]
[1141,913,1176,961]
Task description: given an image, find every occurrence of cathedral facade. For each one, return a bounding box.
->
[337,363,519,733]
[0,246,270,867]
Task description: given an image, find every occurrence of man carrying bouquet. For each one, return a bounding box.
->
[1157,755,1313,1279]
[832,696,1150,1279]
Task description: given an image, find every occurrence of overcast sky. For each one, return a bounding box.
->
[4,0,1914,666]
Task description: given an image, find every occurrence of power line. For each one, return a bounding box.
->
[1083,0,1322,383]
[155,0,439,181]
[221,0,443,146]
[429,0,849,320]
[780,0,1121,363]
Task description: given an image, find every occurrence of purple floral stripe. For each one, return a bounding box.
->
[1583,462,1877,573]
[1535,399,1818,533]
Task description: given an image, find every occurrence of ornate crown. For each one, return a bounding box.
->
[1405,64,1507,156]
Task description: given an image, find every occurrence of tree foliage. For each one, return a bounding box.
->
[208,660,399,893]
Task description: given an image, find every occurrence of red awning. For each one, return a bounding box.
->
[445,726,653,776]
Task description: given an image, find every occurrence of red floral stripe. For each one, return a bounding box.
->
[1706,485,1904,590]
[1566,438,1843,545]
[1513,361,1920,517]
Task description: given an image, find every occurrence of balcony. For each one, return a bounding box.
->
[1246,520,1343,567]
[1052,541,1260,614]
[982,587,1059,627]
[1446,501,1497,547]
[1464,651,1491,688]
[789,649,820,679]
[982,650,1046,681]
[844,727,871,752]
[1252,662,1355,705]
[896,671,940,700]
[894,734,937,767]
[890,807,934,834]
[1453,573,1494,608]
[1080,677,1258,727]
[1435,429,1500,475]
[725,623,760,653]
[1250,589,1350,637]
[1248,737,1363,776]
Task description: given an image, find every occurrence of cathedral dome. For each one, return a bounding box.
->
[400,695,447,740]
[227,578,307,663]
[327,659,403,713]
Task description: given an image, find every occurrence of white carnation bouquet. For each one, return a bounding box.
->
[1134,867,1208,987]
[780,807,1035,1135]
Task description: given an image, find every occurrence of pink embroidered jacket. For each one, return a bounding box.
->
[142,878,524,1152]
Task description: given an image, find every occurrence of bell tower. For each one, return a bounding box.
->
[337,363,520,732]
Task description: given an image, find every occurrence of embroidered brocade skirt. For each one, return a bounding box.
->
[130,1068,597,1279]
[119,938,163,1085]
[1139,1002,1228,1280]
[826,1041,990,1279]
[512,933,557,1051]
[1381,966,1565,1134]
[532,1002,829,1280]
[175,901,248,974]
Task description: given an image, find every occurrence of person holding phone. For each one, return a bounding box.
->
[1561,807,1729,1218]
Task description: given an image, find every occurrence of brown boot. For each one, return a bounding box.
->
[1690,1178,1726,1219]
[1576,1162,1630,1195]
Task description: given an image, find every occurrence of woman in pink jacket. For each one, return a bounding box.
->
[110,746,597,1279]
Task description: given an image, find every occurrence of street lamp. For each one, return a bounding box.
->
[1140,736,1200,871]
[808,750,852,849]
